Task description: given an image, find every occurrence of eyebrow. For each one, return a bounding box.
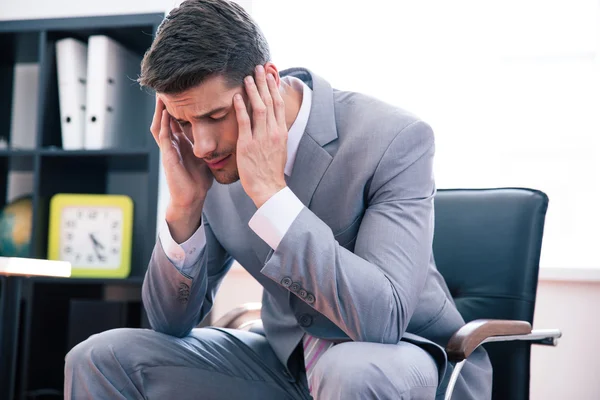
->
[174,106,230,124]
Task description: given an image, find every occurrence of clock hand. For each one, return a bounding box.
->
[89,233,107,262]
[89,233,105,250]
[91,244,106,262]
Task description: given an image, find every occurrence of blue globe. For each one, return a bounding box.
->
[0,196,32,258]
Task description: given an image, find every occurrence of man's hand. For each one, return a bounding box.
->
[234,65,288,209]
[150,96,214,242]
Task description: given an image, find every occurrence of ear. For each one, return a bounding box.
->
[263,62,281,87]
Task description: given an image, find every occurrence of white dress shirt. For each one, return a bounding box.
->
[159,76,312,276]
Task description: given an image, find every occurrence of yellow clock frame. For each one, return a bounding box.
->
[47,194,134,278]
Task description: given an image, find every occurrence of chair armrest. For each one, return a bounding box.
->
[446,319,530,362]
[446,319,562,362]
[443,319,562,400]
[212,302,262,330]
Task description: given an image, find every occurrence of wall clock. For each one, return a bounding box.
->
[47,194,133,278]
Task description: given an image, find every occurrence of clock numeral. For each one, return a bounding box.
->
[111,221,119,229]
[112,247,119,254]
[113,234,119,242]
[64,246,72,254]
[66,220,76,228]
[66,233,73,241]
[87,254,94,262]
[75,253,81,261]
[89,211,97,219]
[77,211,83,219]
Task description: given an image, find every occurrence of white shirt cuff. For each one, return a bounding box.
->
[248,186,304,250]
[159,219,206,275]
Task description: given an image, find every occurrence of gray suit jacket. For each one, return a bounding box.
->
[143,68,492,399]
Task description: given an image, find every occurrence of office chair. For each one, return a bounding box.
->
[214,188,562,399]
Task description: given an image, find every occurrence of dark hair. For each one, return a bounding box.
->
[138,0,270,93]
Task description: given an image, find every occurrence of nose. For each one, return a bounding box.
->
[191,126,218,159]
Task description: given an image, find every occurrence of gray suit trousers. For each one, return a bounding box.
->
[64,327,439,399]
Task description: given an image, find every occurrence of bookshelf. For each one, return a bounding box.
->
[0,13,164,399]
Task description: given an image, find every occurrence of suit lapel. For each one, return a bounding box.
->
[282,67,338,207]
[286,134,333,207]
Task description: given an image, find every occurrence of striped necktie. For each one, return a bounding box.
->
[303,334,335,393]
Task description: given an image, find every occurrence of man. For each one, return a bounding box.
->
[64,0,492,398]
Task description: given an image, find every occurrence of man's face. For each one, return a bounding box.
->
[160,75,246,185]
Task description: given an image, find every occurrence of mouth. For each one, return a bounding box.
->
[205,154,231,169]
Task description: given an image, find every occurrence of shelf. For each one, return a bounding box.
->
[39,147,150,156]
[0,13,165,34]
[25,276,144,285]
[0,148,151,156]
[1,14,164,399]
[0,149,37,156]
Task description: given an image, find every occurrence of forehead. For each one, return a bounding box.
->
[160,75,238,115]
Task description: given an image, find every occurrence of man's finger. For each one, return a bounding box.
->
[266,73,286,131]
[169,117,181,134]
[170,119,194,158]
[169,119,183,147]
[150,95,165,145]
[255,65,276,131]
[173,131,198,172]
[158,109,187,174]
[234,93,252,143]
[159,109,174,150]
[244,75,267,138]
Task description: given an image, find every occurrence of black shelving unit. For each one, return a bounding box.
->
[0,13,164,399]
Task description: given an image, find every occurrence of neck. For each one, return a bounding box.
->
[280,80,303,130]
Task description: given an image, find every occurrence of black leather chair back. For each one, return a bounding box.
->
[432,188,548,400]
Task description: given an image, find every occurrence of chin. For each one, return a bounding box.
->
[212,169,240,185]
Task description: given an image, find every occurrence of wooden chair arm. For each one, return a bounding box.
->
[446,319,532,362]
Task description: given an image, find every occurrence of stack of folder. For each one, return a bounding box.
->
[55,35,145,150]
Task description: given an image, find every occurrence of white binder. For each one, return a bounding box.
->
[9,63,39,149]
[84,35,144,150]
[55,38,88,150]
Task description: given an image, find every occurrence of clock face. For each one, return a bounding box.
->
[59,206,124,269]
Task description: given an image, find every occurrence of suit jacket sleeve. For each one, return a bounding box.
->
[142,215,233,337]
[260,120,435,344]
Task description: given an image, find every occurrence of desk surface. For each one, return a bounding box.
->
[0,257,71,277]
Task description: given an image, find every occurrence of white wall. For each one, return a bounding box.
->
[0,0,251,21]
[251,0,600,271]
[0,0,176,20]
[531,278,600,400]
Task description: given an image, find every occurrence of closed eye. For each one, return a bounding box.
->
[176,112,228,127]
[209,114,227,122]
